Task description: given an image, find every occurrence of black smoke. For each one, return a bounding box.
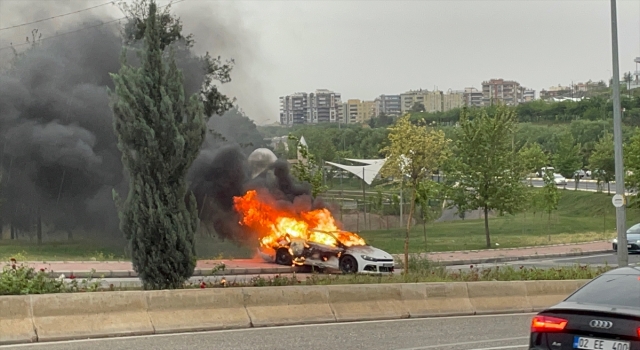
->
[188,145,329,247]
[0,6,267,247]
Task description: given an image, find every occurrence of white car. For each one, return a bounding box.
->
[553,173,567,186]
[258,230,396,274]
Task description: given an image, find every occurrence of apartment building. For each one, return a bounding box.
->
[400,89,444,113]
[539,85,571,100]
[308,89,342,123]
[343,99,376,124]
[279,89,343,125]
[442,90,465,111]
[522,88,536,102]
[481,79,522,106]
[279,92,308,126]
[374,94,401,117]
[463,87,483,107]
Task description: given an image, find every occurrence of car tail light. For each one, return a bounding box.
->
[637,327,640,338]
[531,315,568,332]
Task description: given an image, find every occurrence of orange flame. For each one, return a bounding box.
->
[233,190,366,249]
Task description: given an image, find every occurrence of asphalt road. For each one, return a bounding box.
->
[0,313,533,350]
[446,252,640,270]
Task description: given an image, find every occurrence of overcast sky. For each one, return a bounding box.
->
[1,0,640,124]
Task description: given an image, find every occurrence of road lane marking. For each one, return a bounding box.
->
[0,314,535,348]
[470,346,527,350]
[398,337,528,350]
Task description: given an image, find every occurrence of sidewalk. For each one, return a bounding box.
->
[20,240,613,278]
[408,240,612,266]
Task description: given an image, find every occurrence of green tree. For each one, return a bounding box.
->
[536,171,561,241]
[288,134,327,197]
[381,114,450,273]
[552,132,582,178]
[415,180,444,250]
[445,106,527,248]
[518,142,548,184]
[108,1,208,290]
[625,128,640,193]
[589,132,616,195]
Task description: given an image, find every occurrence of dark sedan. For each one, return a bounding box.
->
[529,266,640,350]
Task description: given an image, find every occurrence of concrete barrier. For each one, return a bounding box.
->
[146,288,251,333]
[0,295,37,345]
[30,291,154,342]
[0,279,592,344]
[524,279,589,311]
[328,283,408,322]
[243,285,335,327]
[401,282,474,317]
[466,281,532,314]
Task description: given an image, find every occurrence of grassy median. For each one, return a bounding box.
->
[360,190,640,253]
[1,258,611,295]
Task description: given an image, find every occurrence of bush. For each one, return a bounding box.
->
[0,259,103,295]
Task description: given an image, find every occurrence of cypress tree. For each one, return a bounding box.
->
[108,1,205,289]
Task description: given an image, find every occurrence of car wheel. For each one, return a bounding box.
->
[275,247,293,265]
[339,255,358,274]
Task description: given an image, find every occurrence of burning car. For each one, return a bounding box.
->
[233,189,395,274]
[258,229,395,274]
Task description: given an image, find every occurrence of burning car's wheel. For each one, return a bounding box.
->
[339,255,358,274]
[275,248,293,265]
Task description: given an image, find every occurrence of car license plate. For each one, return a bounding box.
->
[382,263,394,267]
[573,336,630,350]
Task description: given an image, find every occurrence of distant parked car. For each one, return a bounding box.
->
[612,223,640,253]
[529,266,640,350]
[553,173,567,186]
[538,167,555,177]
[574,169,586,179]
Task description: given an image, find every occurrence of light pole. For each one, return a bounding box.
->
[610,0,628,267]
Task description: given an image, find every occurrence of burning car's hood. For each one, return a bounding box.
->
[345,245,394,260]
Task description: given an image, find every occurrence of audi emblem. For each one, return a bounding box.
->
[589,320,613,329]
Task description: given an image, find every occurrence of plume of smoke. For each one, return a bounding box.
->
[0,1,267,247]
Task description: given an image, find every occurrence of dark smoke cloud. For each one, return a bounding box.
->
[188,146,330,246]
[0,2,269,246]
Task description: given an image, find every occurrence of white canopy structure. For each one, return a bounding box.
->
[325,159,387,185]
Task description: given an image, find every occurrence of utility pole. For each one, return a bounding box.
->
[610,0,628,267]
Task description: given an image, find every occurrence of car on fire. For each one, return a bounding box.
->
[258,229,396,274]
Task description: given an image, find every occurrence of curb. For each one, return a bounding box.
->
[425,240,611,255]
[0,280,590,345]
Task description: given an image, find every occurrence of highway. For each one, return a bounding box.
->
[0,313,533,350]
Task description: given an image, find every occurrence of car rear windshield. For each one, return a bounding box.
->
[565,274,640,308]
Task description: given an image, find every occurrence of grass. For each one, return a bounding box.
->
[359,190,640,254]
[0,235,255,262]
[1,191,637,261]
[0,241,124,262]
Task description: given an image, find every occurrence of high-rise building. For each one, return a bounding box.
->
[442,90,465,111]
[343,99,376,124]
[374,94,401,117]
[279,92,308,126]
[279,89,342,125]
[400,89,444,113]
[463,87,483,107]
[521,88,536,102]
[481,79,522,106]
[308,89,342,124]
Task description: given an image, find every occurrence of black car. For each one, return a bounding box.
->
[530,266,640,350]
